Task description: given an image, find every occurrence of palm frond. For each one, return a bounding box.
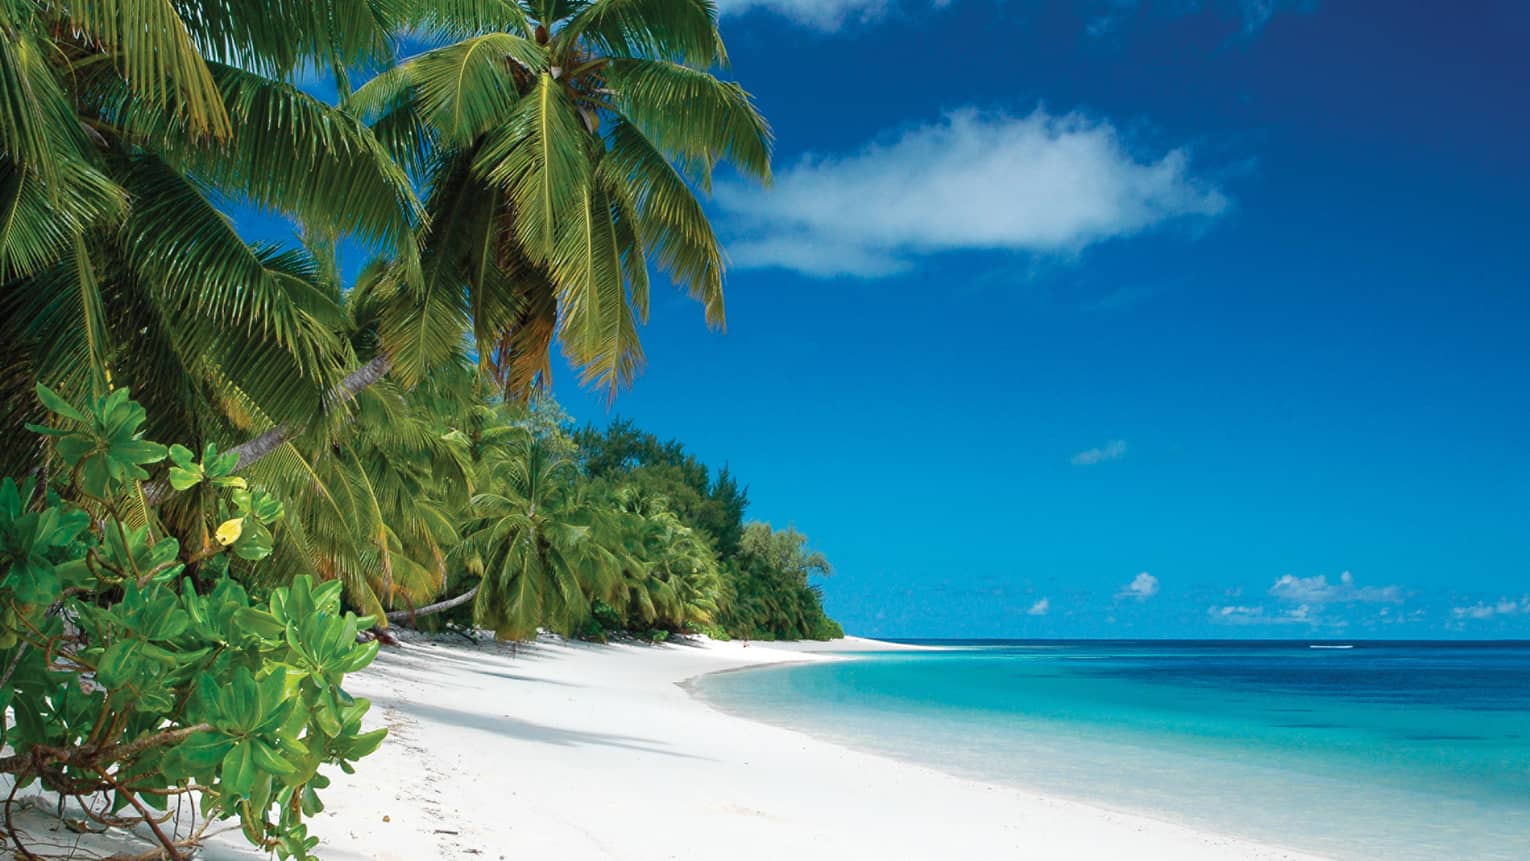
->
[600,119,725,325]
[555,0,725,67]
[97,62,421,259]
[351,34,545,147]
[0,26,88,186]
[550,180,644,396]
[603,57,771,190]
[64,0,232,137]
[114,152,345,421]
[475,72,592,263]
[396,0,534,39]
[0,156,128,281]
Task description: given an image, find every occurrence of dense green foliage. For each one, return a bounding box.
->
[374,403,840,644]
[0,1,836,856]
[2,388,383,860]
[725,523,845,641]
[573,420,842,641]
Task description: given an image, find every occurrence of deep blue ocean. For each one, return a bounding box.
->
[694,641,1530,860]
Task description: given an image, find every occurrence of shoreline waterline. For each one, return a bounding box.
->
[693,640,1530,861]
[9,633,1333,860]
[676,643,1295,854]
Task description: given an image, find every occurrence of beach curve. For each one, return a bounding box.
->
[184,634,1330,861]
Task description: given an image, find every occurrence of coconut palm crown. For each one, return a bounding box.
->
[350,0,772,398]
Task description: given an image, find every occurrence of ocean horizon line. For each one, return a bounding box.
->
[881,637,1530,647]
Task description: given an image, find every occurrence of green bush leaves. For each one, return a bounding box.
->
[1,388,384,861]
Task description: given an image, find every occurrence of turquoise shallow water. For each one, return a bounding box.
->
[693,641,1530,860]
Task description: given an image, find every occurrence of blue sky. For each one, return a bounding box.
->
[250,1,1530,638]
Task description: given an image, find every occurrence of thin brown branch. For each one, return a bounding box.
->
[386,584,480,625]
[0,723,214,777]
[143,353,393,505]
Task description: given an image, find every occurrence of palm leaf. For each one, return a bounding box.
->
[0,156,127,281]
[0,25,86,186]
[96,63,421,260]
[396,0,534,39]
[599,119,725,325]
[475,72,592,263]
[550,180,644,396]
[64,0,232,138]
[603,57,771,190]
[350,34,546,147]
[555,0,725,67]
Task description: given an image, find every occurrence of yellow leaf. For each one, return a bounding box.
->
[215,518,244,546]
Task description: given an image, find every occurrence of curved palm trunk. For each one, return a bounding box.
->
[227,353,394,468]
[386,583,479,625]
[144,353,393,504]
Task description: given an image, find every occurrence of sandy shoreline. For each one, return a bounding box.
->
[8,635,1329,860]
[221,633,1326,861]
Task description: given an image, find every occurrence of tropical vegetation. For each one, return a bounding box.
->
[1,389,384,861]
[1,1,839,857]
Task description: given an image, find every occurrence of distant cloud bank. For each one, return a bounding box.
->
[1118,572,1159,601]
[1269,571,1404,605]
[1071,439,1128,466]
[1209,570,1409,628]
[1027,597,1050,616]
[1451,597,1530,622]
[717,109,1228,278]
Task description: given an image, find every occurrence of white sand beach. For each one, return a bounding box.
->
[3,635,1332,860]
[164,634,1323,861]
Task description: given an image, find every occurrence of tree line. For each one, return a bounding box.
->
[0,2,836,858]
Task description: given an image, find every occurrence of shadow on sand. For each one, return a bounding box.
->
[369,695,709,761]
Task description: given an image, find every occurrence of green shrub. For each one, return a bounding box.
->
[0,386,384,860]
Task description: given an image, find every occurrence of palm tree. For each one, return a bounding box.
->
[117,0,772,482]
[603,484,722,631]
[349,0,772,400]
[464,427,623,639]
[256,346,476,620]
[0,0,420,487]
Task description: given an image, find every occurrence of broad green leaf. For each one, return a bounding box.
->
[35,383,86,422]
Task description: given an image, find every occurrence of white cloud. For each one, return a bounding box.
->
[718,108,1228,278]
[1071,439,1128,466]
[1208,603,1320,626]
[1237,0,1281,31]
[1088,0,1305,38]
[1451,597,1530,622]
[1027,598,1050,616]
[1117,572,1159,601]
[714,0,950,30]
[1211,571,1406,628]
[1209,604,1266,624]
[1268,571,1404,605]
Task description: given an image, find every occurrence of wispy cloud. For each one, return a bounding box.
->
[1207,604,1314,625]
[1269,571,1404,605]
[1088,0,1309,39]
[719,0,1303,34]
[714,0,950,30]
[1117,572,1159,601]
[1071,440,1128,466]
[1027,597,1051,616]
[1209,604,1266,624]
[1451,597,1530,622]
[1212,571,1406,628]
[717,108,1228,278]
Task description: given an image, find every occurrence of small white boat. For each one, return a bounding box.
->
[1309,644,1355,650]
